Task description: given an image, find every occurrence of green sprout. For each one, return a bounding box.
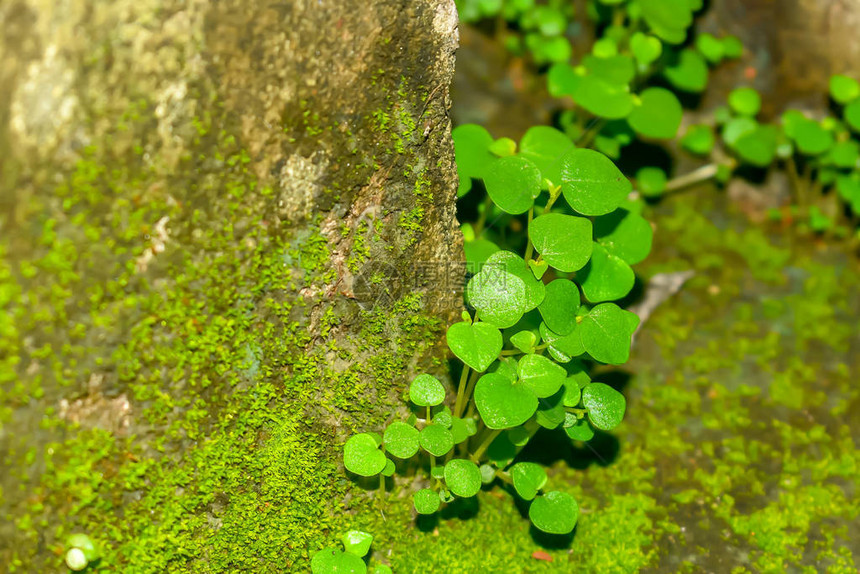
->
[312,530,390,574]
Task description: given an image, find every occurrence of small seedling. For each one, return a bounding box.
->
[311,530,391,574]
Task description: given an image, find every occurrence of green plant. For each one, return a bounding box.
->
[64,533,99,571]
[343,125,649,536]
[311,530,391,574]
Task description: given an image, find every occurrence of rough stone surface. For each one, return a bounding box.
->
[0,0,462,570]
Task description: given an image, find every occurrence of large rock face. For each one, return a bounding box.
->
[0,0,461,570]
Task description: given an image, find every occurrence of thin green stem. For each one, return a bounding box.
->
[472,428,502,462]
[452,365,471,419]
[455,370,480,419]
[577,117,606,149]
[474,194,495,237]
[523,205,535,261]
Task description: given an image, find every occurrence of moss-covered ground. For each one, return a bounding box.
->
[355,190,860,573]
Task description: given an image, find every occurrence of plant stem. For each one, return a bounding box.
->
[452,365,471,419]
[472,428,502,462]
[577,117,605,148]
[455,370,480,418]
[523,205,535,261]
[474,194,495,237]
[663,163,719,194]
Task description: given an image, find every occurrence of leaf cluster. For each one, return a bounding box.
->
[311,531,391,574]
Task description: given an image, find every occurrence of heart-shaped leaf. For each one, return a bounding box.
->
[529,213,593,272]
[474,373,539,429]
[830,74,860,105]
[528,259,549,280]
[511,462,548,501]
[579,303,639,364]
[538,279,581,335]
[529,491,579,534]
[453,124,494,196]
[518,126,575,187]
[383,421,420,459]
[594,209,653,265]
[564,416,595,441]
[728,87,762,117]
[485,251,546,311]
[578,243,635,302]
[628,87,683,140]
[449,416,475,444]
[582,382,627,430]
[466,266,528,328]
[639,0,693,45]
[311,547,367,574]
[484,156,542,214]
[409,374,446,407]
[681,125,716,156]
[536,389,566,429]
[419,424,455,457]
[561,378,582,407]
[517,354,567,398]
[413,488,440,514]
[510,330,537,354]
[343,433,387,477]
[572,73,636,119]
[342,530,373,558]
[539,321,585,363]
[444,459,482,498]
[560,148,632,216]
[447,321,503,372]
[629,32,662,65]
[663,49,708,93]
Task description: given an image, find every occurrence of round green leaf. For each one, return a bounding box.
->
[636,166,667,198]
[629,88,683,140]
[409,374,446,407]
[444,459,483,498]
[486,431,517,465]
[474,372,539,429]
[538,279,581,335]
[663,49,708,93]
[728,87,761,117]
[511,462,548,501]
[485,251,546,311]
[582,382,626,430]
[510,330,537,354]
[564,416,595,441]
[383,421,420,459]
[721,35,744,58]
[419,424,454,457]
[583,54,635,87]
[484,156,542,214]
[450,416,472,444]
[529,213,593,272]
[464,238,501,272]
[629,32,662,65]
[536,390,566,429]
[343,433,387,477]
[561,378,582,407]
[640,0,692,44]
[517,354,567,398]
[830,74,860,105]
[785,114,833,155]
[547,62,581,98]
[446,321,503,372]
[571,74,635,119]
[722,117,758,147]
[312,547,368,574]
[733,125,778,167]
[372,565,393,574]
[539,322,585,363]
[695,33,724,64]
[578,303,639,364]
[466,267,527,329]
[825,140,860,168]
[578,243,635,303]
[518,126,574,187]
[453,124,494,196]
[529,491,579,534]
[413,488,441,514]
[560,148,632,216]
[342,530,373,558]
[594,208,653,265]
[493,356,519,382]
[845,100,860,133]
[480,464,496,484]
[433,406,453,429]
[680,125,715,155]
[489,137,517,157]
[525,33,572,64]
